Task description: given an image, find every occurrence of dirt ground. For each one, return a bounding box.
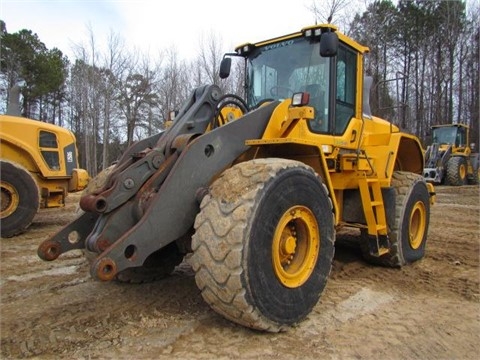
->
[1,185,479,359]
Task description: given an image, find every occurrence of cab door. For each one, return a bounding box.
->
[332,44,362,150]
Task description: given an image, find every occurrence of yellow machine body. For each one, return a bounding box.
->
[1,115,88,237]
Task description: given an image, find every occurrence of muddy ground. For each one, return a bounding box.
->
[1,185,479,359]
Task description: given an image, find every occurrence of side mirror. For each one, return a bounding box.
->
[219,57,232,79]
[320,31,339,57]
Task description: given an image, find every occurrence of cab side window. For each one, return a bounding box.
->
[456,127,466,147]
[335,46,356,134]
[39,130,60,170]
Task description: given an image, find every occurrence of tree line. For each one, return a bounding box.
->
[1,0,478,177]
[346,0,479,149]
[0,22,240,175]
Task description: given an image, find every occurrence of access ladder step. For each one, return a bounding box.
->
[377,247,390,256]
[358,176,388,237]
[366,235,390,257]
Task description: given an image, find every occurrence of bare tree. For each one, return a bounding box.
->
[117,54,160,146]
[100,30,128,168]
[69,25,132,174]
[463,1,479,149]
[156,46,191,125]
[309,0,356,27]
[69,24,102,175]
[197,31,224,89]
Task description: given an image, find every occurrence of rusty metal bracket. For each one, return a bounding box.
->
[37,211,99,261]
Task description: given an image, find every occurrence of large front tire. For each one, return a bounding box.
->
[190,159,335,332]
[361,171,430,267]
[0,161,39,238]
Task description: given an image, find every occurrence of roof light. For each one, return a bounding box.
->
[235,43,255,56]
[302,27,323,39]
[291,92,310,106]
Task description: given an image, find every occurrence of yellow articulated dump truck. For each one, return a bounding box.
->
[38,24,435,332]
[0,115,89,237]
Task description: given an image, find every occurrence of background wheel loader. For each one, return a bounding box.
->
[0,114,89,237]
[423,123,480,185]
[38,24,435,332]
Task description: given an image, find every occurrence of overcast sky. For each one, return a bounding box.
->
[1,0,318,60]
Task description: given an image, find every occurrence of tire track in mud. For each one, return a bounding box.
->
[1,261,208,358]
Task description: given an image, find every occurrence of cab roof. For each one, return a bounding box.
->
[235,24,369,55]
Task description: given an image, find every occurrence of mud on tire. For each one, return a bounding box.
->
[190,158,335,332]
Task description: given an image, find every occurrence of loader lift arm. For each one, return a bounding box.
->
[38,84,278,281]
[424,142,452,183]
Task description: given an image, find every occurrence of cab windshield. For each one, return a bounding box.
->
[246,37,330,131]
[432,126,466,146]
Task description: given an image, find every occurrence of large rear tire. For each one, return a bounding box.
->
[0,161,39,238]
[190,159,335,332]
[446,156,467,186]
[360,171,430,267]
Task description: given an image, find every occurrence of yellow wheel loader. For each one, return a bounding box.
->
[38,24,435,332]
[424,123,480,185]
[0,115,89,237]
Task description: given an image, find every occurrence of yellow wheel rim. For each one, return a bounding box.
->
[459,164,466,180]
[272,205,319,288]
[1,181,19,219]
[409,201,426,250]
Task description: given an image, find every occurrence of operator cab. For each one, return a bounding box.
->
[431,125,467,148]
[220,25,364,136]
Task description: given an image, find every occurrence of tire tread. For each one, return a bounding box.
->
[191,159,330,331]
